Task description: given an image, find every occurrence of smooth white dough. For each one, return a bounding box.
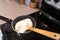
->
[15,18,33,33]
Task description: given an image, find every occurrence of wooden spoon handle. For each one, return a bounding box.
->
[28,27,60,40]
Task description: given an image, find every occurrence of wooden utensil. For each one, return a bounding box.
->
[28,26,60,40]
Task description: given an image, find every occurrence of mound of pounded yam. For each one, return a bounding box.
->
[15,18,33,33]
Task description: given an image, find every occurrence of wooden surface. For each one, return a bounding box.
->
[0,0,39,24]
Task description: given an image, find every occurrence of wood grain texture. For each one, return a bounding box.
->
[28,27,60,40]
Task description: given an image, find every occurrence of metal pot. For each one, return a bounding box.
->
[11,15,36,34]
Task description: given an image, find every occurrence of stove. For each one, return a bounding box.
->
[0,10,60,40]
[0,0,60,40]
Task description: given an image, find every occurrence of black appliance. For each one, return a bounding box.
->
[0,0,60,40]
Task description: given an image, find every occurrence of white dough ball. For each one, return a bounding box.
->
[15,18,33,33]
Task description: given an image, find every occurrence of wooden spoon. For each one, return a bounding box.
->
[28,26,60,40]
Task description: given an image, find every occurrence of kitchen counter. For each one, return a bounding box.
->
[0,0,39,25]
